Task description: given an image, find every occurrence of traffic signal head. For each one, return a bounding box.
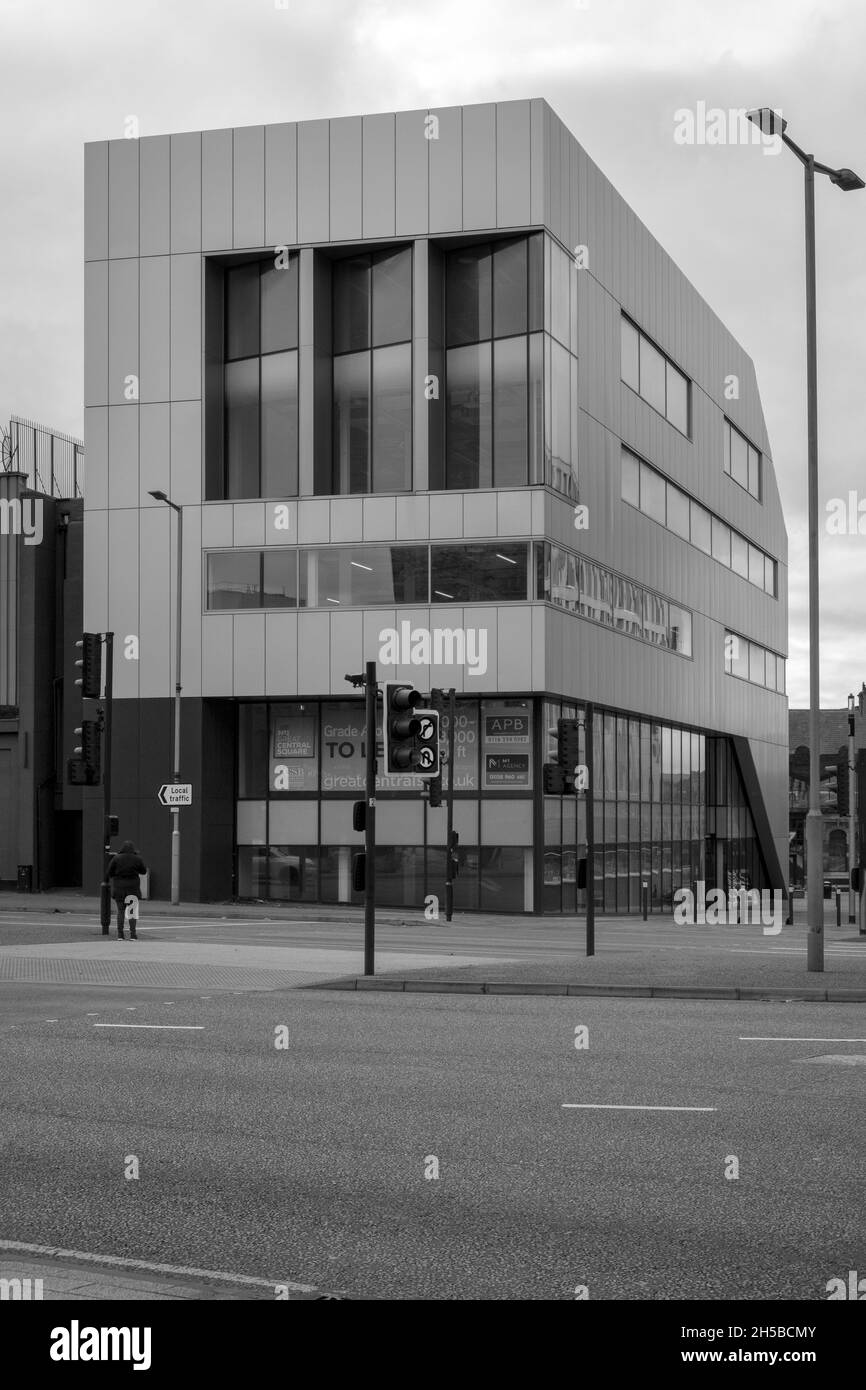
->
[74,633,102,700]
[384,682,423,772]
[353,800,366,832]
[352,852,366,892]
[70,719,102,785]
[544,763,568,795]
[414,709,440,777]
[557,718,582,776]
[427,774,442,809]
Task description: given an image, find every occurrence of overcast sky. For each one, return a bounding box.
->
[2,0,864,706]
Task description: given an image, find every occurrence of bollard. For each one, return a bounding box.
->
[836,889,842,927]
[641,882,648,921]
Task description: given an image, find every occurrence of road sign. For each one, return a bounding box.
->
[158,783,192,807]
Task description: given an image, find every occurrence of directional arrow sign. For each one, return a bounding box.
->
[158,783,192,807]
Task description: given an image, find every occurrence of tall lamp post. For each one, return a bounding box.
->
[848,693,858,924]
[149,490,183,906]
[746,109,864,972]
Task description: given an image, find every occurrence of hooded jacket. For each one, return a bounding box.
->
[108,841,147,895]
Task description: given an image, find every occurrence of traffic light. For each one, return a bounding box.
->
[352,852,366,892]
[384,681,423,772]
[427,774,442,808]
[449,830,460,878]
[557,718,582,777]
[414,709,440,777]
[429,688,446,713]
[353,800,367,832]
[68,719,101,785]
[543,764,568,795]
[74,633,102,699]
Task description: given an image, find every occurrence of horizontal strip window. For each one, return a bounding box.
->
[724,419,761,501]
[537,542,693,657]
[621,316,690,436]
[205,542,531,611]
[622,446,777,597]
[724,630,786,693]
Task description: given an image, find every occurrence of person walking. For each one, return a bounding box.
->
[107,840,147,940]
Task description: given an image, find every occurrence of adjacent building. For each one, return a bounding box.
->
[0,416,84,890]
[81,99,788,912]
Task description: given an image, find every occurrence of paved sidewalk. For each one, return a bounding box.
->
[0,1250,330,1300]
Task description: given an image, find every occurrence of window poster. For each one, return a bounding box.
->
[270,706,318,792]
[482,700,533,790]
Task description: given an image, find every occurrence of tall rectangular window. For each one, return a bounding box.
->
[621,316,690,436]
[331,246,412,495]
[725,419,761,500]
[222,255,299,500]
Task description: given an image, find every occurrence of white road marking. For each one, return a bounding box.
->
[45,1019,57,1023]
[562,1103,716,1112]
[93,1023,204,1030]
[739,1037,866,1043]
[0,1238,316,1294]
[797,1055,866,1065]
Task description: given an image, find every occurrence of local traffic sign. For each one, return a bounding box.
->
[158,783,192,807]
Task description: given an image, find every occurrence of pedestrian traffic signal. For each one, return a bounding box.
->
[427,773,442,808]
[353,800,367,832]
[74,633,102,700]
[384,681,423,772]
[836,749,849,816]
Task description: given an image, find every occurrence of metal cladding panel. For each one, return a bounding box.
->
[233,125,265,249]
[264,499,297,544]
[429,493,463,539]
[233,502,265,547]
[107,405,139,510]
[365,609,394,680]
[84,143,108,261]
[497,490,533,536]
[463,492,497,536]
[330,497,363,543]
[296,611,330,692]
[83,509,108,633]
[202,129,233,252]
[139,403,170,510]
[329,612,365,694]
[170,402,202,508]
[362,113,396,239]
[297,498,329,544]
[83,408,108,512]
[84,262,108,408]
[497,606,534,689]
[201,502,233,548]
[496,100,531,229]
[170,132,202,253]
[428,106,462,233]
[107,510,140,700]
[481,800,532,846]
[362,496,396,542]
[376,607,429,689]
[264,612,298,696]
[139,257,170,403]
[139,135,170,256]
[202,615,233,695]
[108,258,139,405]
[529,99,546,225]
[169,255,202,403]
[297,120,330,243]
[396,494,430,541]
[462,103,497,231]
[265,123,298,248]
[395,109,429,236]
[108,139,139,260]
[233,613,265,696]
[329,117,362,242]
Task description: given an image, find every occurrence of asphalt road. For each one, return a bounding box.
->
[1,980,863,1300]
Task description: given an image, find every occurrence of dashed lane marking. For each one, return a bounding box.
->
[93,1024,204,1031]
[562,1103,716,1112]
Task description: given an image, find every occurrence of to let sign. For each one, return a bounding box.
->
[158,783,192,807]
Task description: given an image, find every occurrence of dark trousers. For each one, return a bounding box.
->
[113,892,137,935]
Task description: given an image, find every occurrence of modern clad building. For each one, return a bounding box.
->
[82,99,788,912]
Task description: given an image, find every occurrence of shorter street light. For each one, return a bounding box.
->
[148,490,183,905]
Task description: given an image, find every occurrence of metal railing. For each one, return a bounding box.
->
[1,415,84,499]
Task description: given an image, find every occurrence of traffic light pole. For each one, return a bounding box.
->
[445,687,456,923]
[585,702,595,958]
[99,632,114,935]
[364,659,377,976]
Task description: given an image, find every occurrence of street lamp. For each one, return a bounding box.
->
[148,489,183,906]
[746,109,864,971]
